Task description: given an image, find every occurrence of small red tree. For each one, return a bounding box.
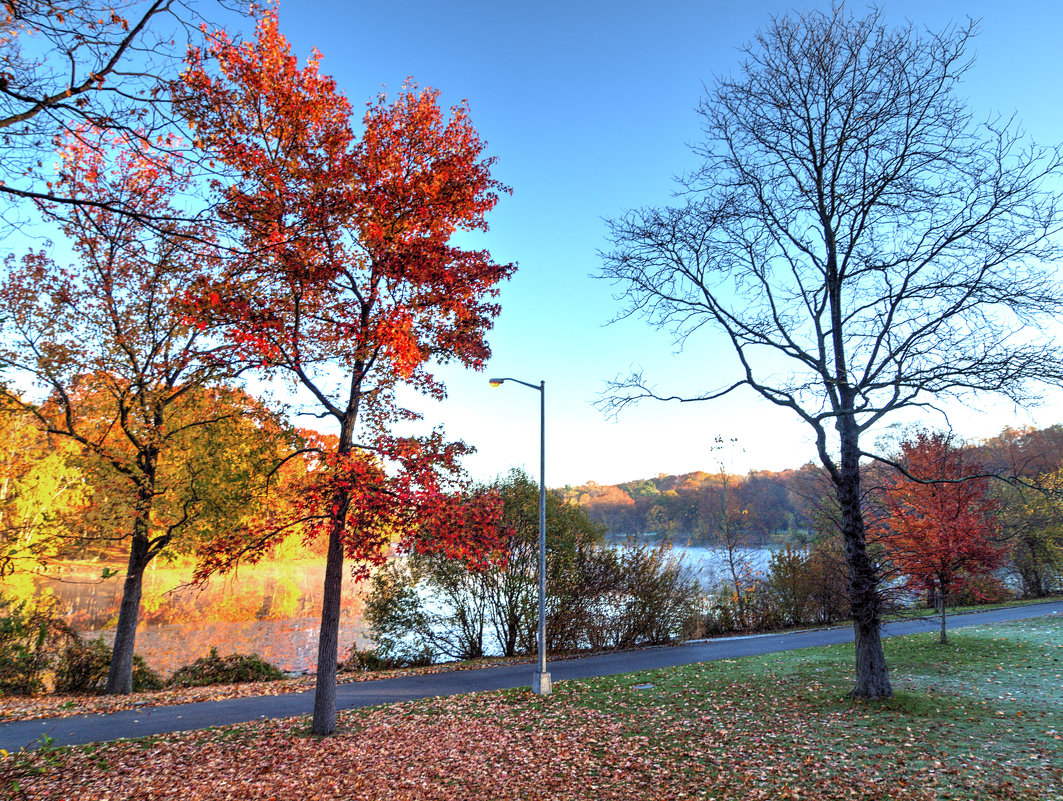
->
[178,9,515,735]
[877,431,1005,643]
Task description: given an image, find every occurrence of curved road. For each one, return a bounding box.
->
[3,601,1060,752]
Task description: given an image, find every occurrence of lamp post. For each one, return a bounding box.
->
[488,376,551,695]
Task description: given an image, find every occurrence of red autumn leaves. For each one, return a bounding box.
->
[175,7,514,729]
[876,431,1005,612]
[176,6,514,574]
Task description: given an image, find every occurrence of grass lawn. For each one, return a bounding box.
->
[4,615,1062,800]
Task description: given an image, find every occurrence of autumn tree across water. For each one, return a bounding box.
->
[178,10,515,735]
[601,6,1063,698]
[0,397,89,576]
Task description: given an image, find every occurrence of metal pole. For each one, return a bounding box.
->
[488,376,551,695]
[538,380,547,681]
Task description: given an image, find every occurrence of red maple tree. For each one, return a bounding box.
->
[178,9,515,734]
[877,431,1005,643]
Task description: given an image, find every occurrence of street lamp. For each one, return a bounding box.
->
[488,376,551,695]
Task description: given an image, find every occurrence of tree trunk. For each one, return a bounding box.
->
[835,415,893,699]
[106,529,150,694]
[311,512,346,736]
[939,581,948,645]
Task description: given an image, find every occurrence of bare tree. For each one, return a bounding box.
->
[601,5,1063,698]
[699,437,756,627]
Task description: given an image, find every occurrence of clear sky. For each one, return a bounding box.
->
[268,0,1063,488]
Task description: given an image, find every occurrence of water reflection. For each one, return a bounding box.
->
[28,561,369,675]
[666,545,776,590]
[23,547,774,676]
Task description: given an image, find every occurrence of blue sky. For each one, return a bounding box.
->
[269,0,1063,488]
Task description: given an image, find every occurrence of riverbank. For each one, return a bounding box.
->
[4,614,1061,800]
[3,596,1058,724]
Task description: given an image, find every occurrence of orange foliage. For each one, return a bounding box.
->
[178,7,514,575]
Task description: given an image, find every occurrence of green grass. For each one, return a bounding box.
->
[536,616,1063,799]
[886,594,1062,621]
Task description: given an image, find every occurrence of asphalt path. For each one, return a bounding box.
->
[3,601,1060,751]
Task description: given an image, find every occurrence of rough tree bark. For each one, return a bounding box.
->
[312,509,347,735]
[311,417,356,736]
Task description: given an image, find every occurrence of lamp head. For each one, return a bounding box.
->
[489,378,504,387]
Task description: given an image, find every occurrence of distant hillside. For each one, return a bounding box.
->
[562,424,1063,542]
[562,465,823,543]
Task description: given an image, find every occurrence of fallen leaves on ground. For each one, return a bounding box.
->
[5,618,1063,800]
[11,686,1058,801]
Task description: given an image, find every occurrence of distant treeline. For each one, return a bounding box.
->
[562,424,1063,543]
[562,468,821,543]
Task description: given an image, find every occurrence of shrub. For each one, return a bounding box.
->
[338,643,433,673]
[804,540,851,624]
[765,544,813,627]
[365,471,702,663]
[951,574,1013,606]
[0,594,76,695]
[54,637,108,693]
[764,541,850,627]
[0,733,62,797]
[133,655,165,691]
[367,538,701,662]
[54,636,163,694]
[701,585,759,636]
[168,647,285,687]
[579,540,701,650]
[701,540,850,635]
[363,561,446,665]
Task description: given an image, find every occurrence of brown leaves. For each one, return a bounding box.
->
[9,616,1063,801]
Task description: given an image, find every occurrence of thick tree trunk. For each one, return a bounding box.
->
[311,498,347,736]
[835,415,893,699]
[106,530,150,694]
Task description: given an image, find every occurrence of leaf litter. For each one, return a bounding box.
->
[4,617,1062,800]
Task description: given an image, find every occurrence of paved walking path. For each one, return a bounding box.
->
[3,601,1060,751]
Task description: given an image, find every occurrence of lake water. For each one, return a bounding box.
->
[25,561,370,676]
[637,543,776,590]
[24,545,774,675]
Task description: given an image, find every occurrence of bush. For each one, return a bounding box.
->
[338,643,433,673]
[54,637,107,693]
[701,541,851,635]
[363,561,447,665]
[951,574,1013,607]
[804,540,851,624]
[367,538,701,662]
[133,655,165,691]
[168,647,285,687]
[765,545,813,627]
[0,594,76,695]
[574,540,700,650]
[54,636,164,694]
[700,586,742,637]
[766,541,851,627]
[700,581,784,636]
